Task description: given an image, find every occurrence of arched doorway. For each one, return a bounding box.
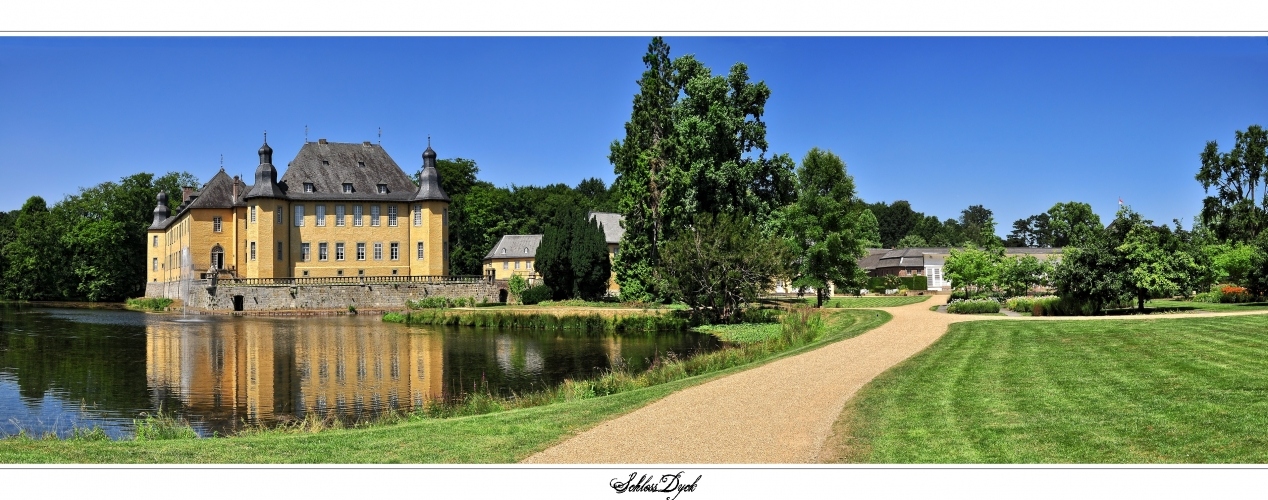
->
[210,244,225,270]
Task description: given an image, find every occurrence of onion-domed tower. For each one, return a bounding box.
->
[410,140,451,276]
[243,135,289,278]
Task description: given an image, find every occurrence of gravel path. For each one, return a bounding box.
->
[523,295,983,464]
[523,296,1268,464]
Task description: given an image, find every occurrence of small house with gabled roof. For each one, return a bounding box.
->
[482,234,543,280]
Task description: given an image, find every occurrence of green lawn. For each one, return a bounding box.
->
[1,309,889,463]
[832,315,1268,463]
[693,323,782,343]
[1144,298,1268,313]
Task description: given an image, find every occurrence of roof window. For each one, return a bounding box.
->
[377,184,388,194]
[500,248,506,254]
[343,183,354,193]
[322,160,330,166]
[303,182,314,193]
[524,247,529,254]
[358,161,365,168]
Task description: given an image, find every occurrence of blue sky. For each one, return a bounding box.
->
[1,37,1266,234]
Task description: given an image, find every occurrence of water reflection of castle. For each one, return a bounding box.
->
[145,318,444,429]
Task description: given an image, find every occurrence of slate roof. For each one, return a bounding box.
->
[862,246,1064,270]
[586,211,625,244]
[150,169,250,230]
[413,146,450,202]
[280,141,419,202]
[484,234,543,260]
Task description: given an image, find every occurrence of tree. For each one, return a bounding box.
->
[1045,201,1101,247]
[896,234,927,248]
[610,37,796,302]
[857,208,882,249]
[1196,124,1268,243]
[1116,207,1194,311]
[535,210,576,301]
[782,148,867,307]
[570,217,613,300]
[2,197,64,300]
[660,214,788,323]
[507,274,528,304]
[873,200,921,248]
[997,254,1054,297]
[943,246,1002,296]
[1052,231,1128,315]
[1006,213,1051,247]
[959,204,1001,248]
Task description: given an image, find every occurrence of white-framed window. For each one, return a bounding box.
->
[342,183,353,193]
[301,242,310,262]
[336,242,345,261]
[523,247,529,254]
[373,242,383,260]
[250,205,256,223]
[377,184,387,194]
[303,182,314,193]
[294,205,305,226]
[527,260,532,269]
[319,242,328,261]
[503,261,508,270]
[515,261,520,269]
[152,235,158,247]
[356,243,366,261]
[370,205,380,226]
[316,205,326,226]
[213,217,222,232]
[250,241,256,260]
[390,242,399,260]
[387,206,397,226]
[277,241,284,261]
[152,258,158,271]
[335,205,345,226]
[413,204,421,226]
[353,206,363,227]
[500,248,506,255]
[416,241,424,260]
[275,206,283,225]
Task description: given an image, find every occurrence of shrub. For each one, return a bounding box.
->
[1193,291,1222,303]
[508,275,528,304]
[520,285,553,305]
[946,299,1000,314]
[125,297,173,311]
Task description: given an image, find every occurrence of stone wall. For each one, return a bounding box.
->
[146,279,499,312]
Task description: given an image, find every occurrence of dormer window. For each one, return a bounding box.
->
[523,247,529,254]
[358,161,365,168]
[377,184,388,194]
[343,183,353,193]
[303,182,314,193]
[500,248,506,255]
[322,160,330,166]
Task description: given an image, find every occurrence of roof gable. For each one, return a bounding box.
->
[484,234,543,260]
[586,211,625,244]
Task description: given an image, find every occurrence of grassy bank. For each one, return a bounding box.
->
[831,314,1268,463]
[0,308,887,463]
[124,297,173,311]
[382,309,697,331]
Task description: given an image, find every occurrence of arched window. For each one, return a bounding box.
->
[523,247,528,254]
[210,245,225,270]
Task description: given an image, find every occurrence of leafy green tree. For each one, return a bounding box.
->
[507,274,528,304]
[896,234,927,248]
[660,213,788,323]
[1196,124,1268,243]
[2,197,65,300]
[959,204,1001,248]
[857,208,882,249]
[1051,228,1128,314]
[1006,213,1051,247]
[1116,207,1198,311]
[943,246,1002,296]
[873,200,921,248]
[997,254,1055,297]
[610,37,796,302]
[782,148,866,307]
[1045,201,1102,247]
[1208,242,1261,286]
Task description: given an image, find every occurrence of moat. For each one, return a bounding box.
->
[0,304,723,438]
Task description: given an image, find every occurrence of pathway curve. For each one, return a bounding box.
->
[523,297,1268,464]
[524,295,978,464]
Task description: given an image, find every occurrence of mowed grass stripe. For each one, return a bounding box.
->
[838,315,1268,463]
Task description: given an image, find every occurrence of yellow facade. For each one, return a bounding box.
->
[483,257,537,280]
[148,139,459,283]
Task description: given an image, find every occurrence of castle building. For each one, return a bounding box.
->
[147,138,451,283]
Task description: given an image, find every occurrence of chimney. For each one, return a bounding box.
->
[363,141,372,147]
[232,175,239,201]
[182,185,195,203]
[318,138,327,144]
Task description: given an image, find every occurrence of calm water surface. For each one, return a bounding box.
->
[0,305,722,438]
